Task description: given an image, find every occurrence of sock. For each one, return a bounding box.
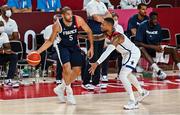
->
[119,71,135,102]
[151,63,160,72]
[177,63,180,70]
[128,73,143,94]
[57,79,66,90]
[66,84,73,95]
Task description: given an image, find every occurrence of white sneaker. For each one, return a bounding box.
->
[4,79,12,87]
[136,66,144,73]
[97,83,108,89]
[101,75,108,82]
[137,90,150,102]
[12,81,20,88]
[81,84,95,90]
[123,100,139,110]
[157,70,167,80]
[53,84,66,103]
[55,80,62,85]
[66,86,76,105]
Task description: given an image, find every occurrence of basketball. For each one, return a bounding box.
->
[27,51,41,66]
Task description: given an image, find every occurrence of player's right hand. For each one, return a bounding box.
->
[154,45,163,52]
[88,62,98,75]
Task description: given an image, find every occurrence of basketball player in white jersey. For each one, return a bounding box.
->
[35,7,94,105]
[89,18,149,110]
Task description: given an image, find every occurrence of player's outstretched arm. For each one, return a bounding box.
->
[88,44,115,75]
[88,34,123,75]
[37,20,62,54]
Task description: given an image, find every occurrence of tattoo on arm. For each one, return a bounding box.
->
[111,34,124,46]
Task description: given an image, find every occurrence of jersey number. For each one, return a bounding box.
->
[69,35,73,41]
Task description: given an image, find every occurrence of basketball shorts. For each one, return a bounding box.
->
[57,45,84,67]
[121,47,141,71]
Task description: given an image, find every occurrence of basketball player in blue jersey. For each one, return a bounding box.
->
[89,18,149,110]
[35,7,94,105]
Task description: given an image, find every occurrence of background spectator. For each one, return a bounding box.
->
[120,0,141,9]
[127,3,148,39]
[41,15,62,84]
[82,0,112,90]
[84,0,114,9]
[0,21,18,87]
[111,12,124,34]
[7,0,32,13]
[135,12,180,79]
[101,0,114,9]
[37,0,61,12]
[0,5,19,40]
[1,5,26,65]
[100,12,123,82]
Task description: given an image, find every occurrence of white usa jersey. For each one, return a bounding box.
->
[116,34,139,57]
[107,31,139,57]
[107,31,141,67]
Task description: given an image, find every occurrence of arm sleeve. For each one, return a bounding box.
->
[97,44,116,64]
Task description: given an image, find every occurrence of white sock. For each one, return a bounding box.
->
[119,71,135,102]
[151,63,160,72]
[128,73,143,94]
[57,79,66,89]
[177,63,180,70]
[66,84,73,95]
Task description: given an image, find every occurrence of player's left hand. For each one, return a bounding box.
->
[87,47,94,59]
[89,62,98,75]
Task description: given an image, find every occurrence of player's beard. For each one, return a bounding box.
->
[140,12,146,17]
[64,17,73,23]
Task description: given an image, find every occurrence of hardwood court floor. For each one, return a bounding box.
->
[0,75,180,115]
[0,89,180,115]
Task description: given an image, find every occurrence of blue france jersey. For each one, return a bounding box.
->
[127,14,149,37]
[135,20,163,45]
[58,16,79,47]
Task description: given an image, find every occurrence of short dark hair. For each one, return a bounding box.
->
[137,3,147,9]
[149,12,158,18]
[60,6,72,14]
[104,18,114,26]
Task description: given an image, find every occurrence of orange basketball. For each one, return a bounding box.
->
[27,51,41,66]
